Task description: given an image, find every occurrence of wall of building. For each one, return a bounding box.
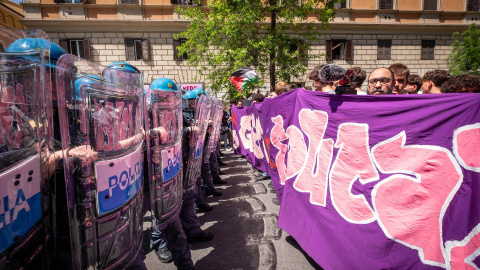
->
[47,31,453,93]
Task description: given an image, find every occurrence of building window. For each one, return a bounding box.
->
[54,0,85,3]
[173,38,189,61]
[170,0,197,5]
[379,0,393,9]
[468,0,480,11]
[421,40,435,60]
[340,0,346,8]
[325,40,353,61]
[69,40,85,58]
[423,0,437,10]
[119,0,139,3]
[125,38,150,61]
[377,40,391,60]
[59,39,90,60]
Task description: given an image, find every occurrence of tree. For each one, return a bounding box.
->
[174,0,339,99]
[447,23,480,76]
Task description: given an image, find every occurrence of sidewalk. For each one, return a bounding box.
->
[143,150,323,270]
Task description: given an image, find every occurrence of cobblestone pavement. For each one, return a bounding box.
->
[143,149,323,270]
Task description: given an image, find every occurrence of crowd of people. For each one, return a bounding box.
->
[241,63,480,98]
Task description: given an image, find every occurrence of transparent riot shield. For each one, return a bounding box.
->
[0,29,54,270]
[56,55,144,270]
[145,88,183,229]
[184,95,212,190]
[204,98,223,162]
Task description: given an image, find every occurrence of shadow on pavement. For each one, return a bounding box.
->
[285,236,324,270]
[191,199,264,270]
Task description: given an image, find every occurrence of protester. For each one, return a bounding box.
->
[421,70,451,94]
[455,73,480,93]
[347,67,367,95]
[367,68,395,95]
[252,93,265,103]
[388,63,410,94]
[237,100,244,108]
[275,81,288,95]
[308,64,335,93]
[404,74,421,94]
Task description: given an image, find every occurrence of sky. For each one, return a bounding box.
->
[9,0,23,3]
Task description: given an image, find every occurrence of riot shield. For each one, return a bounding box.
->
[184,95,212,190]
[145,88,183,229]
[0,29,54,270]
[56,55,144,270]
[204,98,223,161]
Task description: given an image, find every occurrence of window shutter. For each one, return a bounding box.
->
[424,0,437,10]
[380,0,393,9]
[468,0,480,11]
[344,40,353,61]
[59,39,69,53]
[141,39,150,61]
[384,40,391,60]
[83,39,90,60]
[325,40,333,61]
[173,39,181,61]
[377,40,384,60]
[298,40,306,61]
[125,39,134,61]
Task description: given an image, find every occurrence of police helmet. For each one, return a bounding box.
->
[151,78,178,91]
[74,75,102,100]
[104,61,141,86]
[6,38,66,67]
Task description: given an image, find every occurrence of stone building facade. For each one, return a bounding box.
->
[20,0,480,93]
[1,1,26,30]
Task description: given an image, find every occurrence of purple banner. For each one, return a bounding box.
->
[232,89,480,270]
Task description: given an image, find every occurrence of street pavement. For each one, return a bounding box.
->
[142,149,323,270]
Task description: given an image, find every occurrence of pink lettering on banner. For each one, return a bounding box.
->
[252,116,265,159]
[232,130,240,149]
[371,131,463,267]
[453,123,480,172]
[270,115,288,184]
[445,223,480,270]
[329,123,379,224]
[293,109,333,206]
[239,115,253,152]
[285,125,307,180]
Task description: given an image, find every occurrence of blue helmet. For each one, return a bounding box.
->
[6,38,66,67]
[104,61,141,85]
[151,78,178,91]
[74,75,102,100]
[107,61,140,73]
[182,88,205,100]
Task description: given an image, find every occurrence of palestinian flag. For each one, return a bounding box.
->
[229,68,259,93]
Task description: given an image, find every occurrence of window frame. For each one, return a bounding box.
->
[173,38,189,61]
[421,40,435,60]
[423,0,438,10]
[125,38,150,61]
[325,40,353,61]
[377,40,392,60]
[379,0,394,10]
[467,0,480,11]
[59,38,90,60]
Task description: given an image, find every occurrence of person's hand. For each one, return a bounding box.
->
[68,145,98,161]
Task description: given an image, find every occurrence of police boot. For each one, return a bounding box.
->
[187,231,214,243]
[155,246,173,263]
[206,187,222,196]
[213,176,227,185]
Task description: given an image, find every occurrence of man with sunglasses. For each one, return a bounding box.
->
[367,68,395,95]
